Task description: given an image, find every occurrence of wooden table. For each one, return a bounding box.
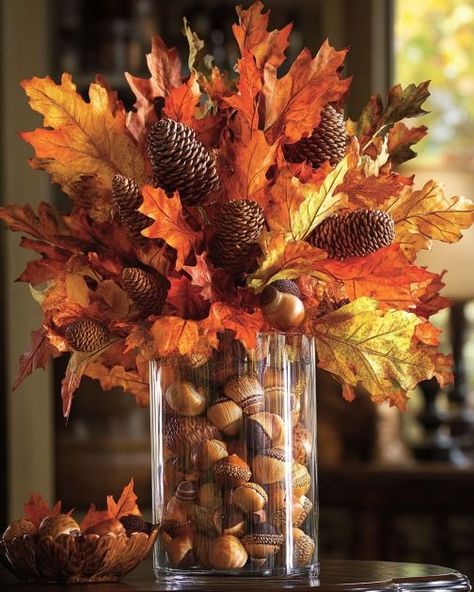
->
[0,559,470,591]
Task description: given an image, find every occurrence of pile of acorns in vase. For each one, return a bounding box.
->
[158,334,316,575]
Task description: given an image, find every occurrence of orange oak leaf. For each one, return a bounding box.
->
[336,168,412,210]
[125,36,182,141]
[80,505,112,532]
[21,75,147,223]
[107,479,141,519]
[149,316,201,357]
[383,180,474,259]
[84,362,149,407]
[13,328,61,391]
[23,493,62,528]
[262,41,350,144]
[414,273,451,319]
[387,121,428,165]
[162,73,200,126]
[140,186,203,270]
[207,302,266,351]
[182,253,213,301]
[232,1,292,69]
[167,275,210,319]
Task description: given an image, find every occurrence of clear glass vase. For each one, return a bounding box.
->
[149,332,318,583]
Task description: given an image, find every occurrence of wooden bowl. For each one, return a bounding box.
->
[0,525,159,583]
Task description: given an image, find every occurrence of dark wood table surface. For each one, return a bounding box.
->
[0,558,471,591]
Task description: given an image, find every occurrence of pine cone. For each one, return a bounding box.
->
[213,200,265,244]
[210,238,260,274]
[285,105,347,168]
[121,267,169,314]
[270,279,301,298]
[147,119,220,206]
[112,174,152,246]
[310,209,395,260]
[65,319,110,352]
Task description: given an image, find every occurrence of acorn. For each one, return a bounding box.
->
[260,286,305,331]
[270,495,313,529]
[242,523,284,559]
[175,480,198,504]
[198,482,223,509]
[224,375,264,415]
[190,506,222,536]
[292,528,315,566]
[244,412,286,453]
[264,387,299,418]
[163,532,195,568]
[252,448,289,484]
[120,514,152,535]
[291,463,311,497]
[270,279,302,298]
[39,514,81,538]
[164,455,199,492]
[163,485,196,535]
[212,454,251,487]
[165,382,207,417]
[226,438,250,464]
[197,439,228,472]
[292,424,312,465]
[165,415,222,457]
[207,397,243,436]
[233,483,268,513]
[219,508,247,537]
[2,518,37,540]
[84,518,125,537]
[208,534,248,569]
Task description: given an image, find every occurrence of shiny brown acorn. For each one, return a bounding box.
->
[197,439,228,471]
[165,382,207,417]
[260,286,305,331]
[241,523,284,559]
[198,482,223,509]
[292,528,315,566]
[292,424,312,465]
[38,514,81,538]
[233,482,268,513]
[291,463,311,497]
[190,506,245,538]
[2,518,37,540]
[270,495,313,529]
[208,534,248,569]
[245,412,286,453]
[164,455,199,492]
[207,397,243,436]
[224,375,264,415]
[165,415,222,457]
[213,454,251,487]
[252,448,289,484]
[84,518,125,537]
[163,532,195,568]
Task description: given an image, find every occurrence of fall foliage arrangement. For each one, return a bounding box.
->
[1,1,473,421]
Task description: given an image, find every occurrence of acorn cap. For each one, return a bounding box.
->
[2,518,37,541]
[119,514,151,536]
[269,279,301,298]
[207,397,243,436]
[197,439,228,471]
[292,423,312,465]
[175,481,198,503]
[252,448,288,485]
[224,375,264,415]
[270,495,313,529]
[291,463,311,497]
[233,483,268,513]
[165,415,222,457]
[292,528,315,566]
[244,412,286,454]
[212,454,251,487]
[242,523,284,559]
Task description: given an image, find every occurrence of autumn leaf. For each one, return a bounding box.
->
[232,1,292,69]
[182,253,213,301]
[248,233,330,292]
[140,186,203,270]
[162,73,200,126]
[383,180,474,259]
[23,493,62,528]
[21,74,147,222]
[107,479,141,519]
[387,121,428,165]
[166,275,210,319]
[313,297,436,408]
[262,41,350,144]
[13,328,61,390]
[84,362,149,407]
[80,505,111,532]
[207,302,266,351]
[414,272,451,319]
[149,316,201,357]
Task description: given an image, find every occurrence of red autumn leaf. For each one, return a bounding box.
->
[162,74,200,126]
[387,121,428,165]
[336,168,412,210]
[414,272,451,319]
[262,41,351,144]
[80,505,112,532]
[182,253,213,301]
[107,479,141,519]
[140,186,203,270]
[23,493,62,528]
[415,321,442,346]
[167,275,210,319]
[13,328,61,391]
[207,302,266,351]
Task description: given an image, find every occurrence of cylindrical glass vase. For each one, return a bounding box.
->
[149,332,318,582]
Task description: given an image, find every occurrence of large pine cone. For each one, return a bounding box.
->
[65,319,110,352]
[310,209,395,259]
[112,174,152,246]
[213,200,265,244]
[210,238,261,274]
[285,105,347,168]
[147,119,220,206]
[121,267,169,314]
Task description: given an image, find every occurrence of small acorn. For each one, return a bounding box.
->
[120,514,152,535]
[291,463,311,497]
[165,382,207,417]
[208,534,248,569]
[84,518,125,537]
[260,286,305,331]
[165,415,222,457]
[292,528,315,566]
[252,448,289,484]
[270,495,313,529]
[198,482,223,510]
[163,532,195,568]
[263,387,299,418]
[233,482,268,513]
[224,375,264,415]
[164,455,199,492]
[219,508,247,537]
[190,506,221,536]
[175,480,198,504]
[197,439,228,472]
[39,514,81,538]
[245,412,286,453]
[213,454,251,487]
[207,397,243,436]
[242,523,284,559]
[2,518,37,540]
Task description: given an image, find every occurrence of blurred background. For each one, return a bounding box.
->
[1,0,473,578]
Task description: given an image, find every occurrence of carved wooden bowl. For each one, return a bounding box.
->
[0,526,159,583]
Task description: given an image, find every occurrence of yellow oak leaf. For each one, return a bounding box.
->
[140,185,203,270]
[149,316,201,357]
[85,362,149,407]
[21,74,148,222]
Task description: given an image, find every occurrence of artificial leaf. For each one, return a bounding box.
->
[414,273,451,319]
[262,41,350,143]
[313,297,436,408]
[149,316,201,357]
[162,73,200,126]
[383,180,474,259]
[80,505,112,532]
[140,186,203,270]
[387,121,428,165]
[23,493,62,528]
[183,17,210,74]
[107,479,141,519]
[182,253,213,301]
[167,275,210,319]
[84,362,149,407]
[233,1,292,69]
[61,349,105,419]
[249,234,330,292]
[207,302,266,350]
[13,328,61,390]
[21,75,147,222]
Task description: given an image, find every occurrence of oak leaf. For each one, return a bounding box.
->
[182,253,213,301]
[207,302,265,351]
[14,328,61,390]
[140,186,203,270]
[80,505,112,532]
[21,75,147,222]
[162,73,200,126]
[167,275,210,319]
[107,479,141,519]
[84,362,149,407]
[336,168,412,210]
[149,316,201,357]
[387,121,428,165]
[23,493,62,528]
